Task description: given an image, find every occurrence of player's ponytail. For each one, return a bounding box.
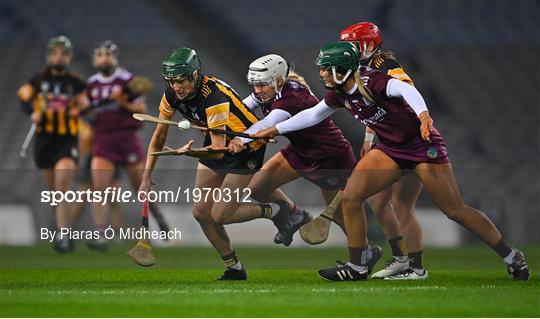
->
[354,68,375,104]
[287,71,311,92]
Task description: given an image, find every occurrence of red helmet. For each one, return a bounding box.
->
[339,22,381,53]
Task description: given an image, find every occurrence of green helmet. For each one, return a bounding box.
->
[316,41,359,86]
[162,47,201,100]
[47,35,73,54]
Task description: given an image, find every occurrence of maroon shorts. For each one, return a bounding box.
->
[92,130,145,165]
[374,134,450,170]
[281,144,357,190]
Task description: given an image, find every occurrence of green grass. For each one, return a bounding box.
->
[1,244,539,317]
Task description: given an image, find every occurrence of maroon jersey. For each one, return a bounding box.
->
[324,67,448,165]
[86,68,143,133]
[269,81,351,160]
[325,67,436,148]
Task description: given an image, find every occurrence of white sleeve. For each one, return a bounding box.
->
[386,78,428,116]
[275,100,336,134]
[239,109,292,144]
[242,94,261,111]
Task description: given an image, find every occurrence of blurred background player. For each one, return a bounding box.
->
[340,22,426,279]
[139,47,293,280]
[70,118,124,233]
[86,40,169,251]
[16,36,89,252]
[251,41,530,282]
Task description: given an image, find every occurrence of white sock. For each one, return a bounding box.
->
[346,261,367,273]
[268,203,280,218]
[229,261,243,270]
[503,249,517,264]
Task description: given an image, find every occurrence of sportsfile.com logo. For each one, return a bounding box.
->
[40,187,252,206]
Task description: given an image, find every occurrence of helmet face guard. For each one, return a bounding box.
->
[46,35,73,71]
[316,42,359,89]
[162,48,202,101]
[246,54,289,100]
[93,40,119,76]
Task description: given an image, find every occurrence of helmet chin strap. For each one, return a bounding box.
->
[268,76,286,100]
[332,67,352,85]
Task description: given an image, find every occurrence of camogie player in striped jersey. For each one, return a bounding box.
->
[139,48,295,280]
[17,36,89,252]
[339,22,426,279]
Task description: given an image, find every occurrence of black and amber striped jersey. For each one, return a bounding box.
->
[159,75,260,132]
[370,53,414,85]
[17,70,86,137]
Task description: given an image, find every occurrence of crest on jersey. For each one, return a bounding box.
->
[128,153,139,163]
[41,81,50,93]
[70,147,79,159]
[326,177,339,186]
[247,159,257,170]
[91,87,100,98]
[427,147,438,159]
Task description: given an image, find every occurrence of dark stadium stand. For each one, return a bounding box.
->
[0,0,538,243]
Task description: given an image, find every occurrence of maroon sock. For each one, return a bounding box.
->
[349,246,369,266]
[409,251,424,269]
[492,238,512,258]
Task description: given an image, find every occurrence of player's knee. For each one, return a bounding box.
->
[192,205,212,223]
[392,200,412,220]
[440,202,466,222]
[210,206,230,225]
[367,197,390,216]
[342,190,363,214]
[343,187,369,205]
[248,185,266,202]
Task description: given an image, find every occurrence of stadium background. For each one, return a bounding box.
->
[0,0,538,246]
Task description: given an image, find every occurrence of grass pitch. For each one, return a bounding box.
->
[1,244,538,317]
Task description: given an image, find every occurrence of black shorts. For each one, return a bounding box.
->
[33,134,78,169]
[200,145,266,175]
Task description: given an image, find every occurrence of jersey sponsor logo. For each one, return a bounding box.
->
[360,106,387,126]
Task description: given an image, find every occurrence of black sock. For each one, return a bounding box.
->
[409,251,423,269]
[492,238,512,259]
[141,217,149,228]
[258,203,272,218]
[222,251,240,269]
[348,246,371,266]
[388,236,408,257]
